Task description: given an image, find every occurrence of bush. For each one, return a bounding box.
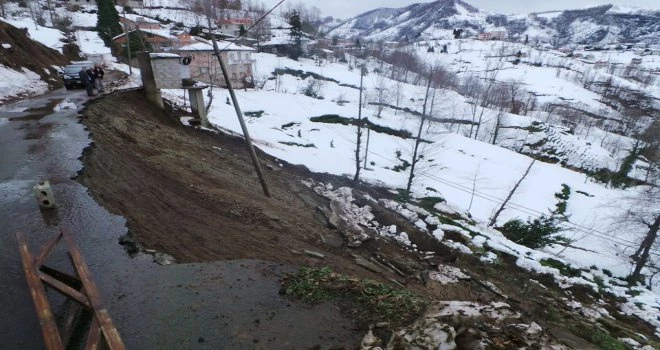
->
[299,78,322,98]
[500,215,571,249]
[53,15,73,34]
[540,258,582,277]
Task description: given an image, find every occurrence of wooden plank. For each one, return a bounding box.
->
[38,271,91,309]
[16,231,65,350]
[60,253,85,347]
[40,264,82,290]
[35,230,63,267]
[61,228,126,350]
[59,300,84,348]
[84,317,102,350]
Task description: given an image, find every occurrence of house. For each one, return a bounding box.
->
[260,29,315,56]
[215,18,253,37]
[177,40,255,88]
[631,58,643,65]
[477,31,507,41]
[119,14,161,31]
[112,28,181,54]
[173,31,196,47]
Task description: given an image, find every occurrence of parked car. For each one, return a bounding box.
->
[60,61,94,89]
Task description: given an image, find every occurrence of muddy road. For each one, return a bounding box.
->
[0,88,373,349]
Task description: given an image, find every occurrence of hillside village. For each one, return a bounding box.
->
[1,0,659,349]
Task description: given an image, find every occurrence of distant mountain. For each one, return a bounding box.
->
[326,0,660,46]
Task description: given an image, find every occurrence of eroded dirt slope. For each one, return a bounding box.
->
[77,90,421,276]
[76,90,659,349]
[0,21,69,90]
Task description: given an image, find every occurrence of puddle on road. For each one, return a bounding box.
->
[19,122,54,140]
[8,98,65,122]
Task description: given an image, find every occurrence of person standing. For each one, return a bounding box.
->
[78,66,94,96]
[86,67,96,93]
[93,64,105,92]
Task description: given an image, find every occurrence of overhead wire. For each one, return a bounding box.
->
[217,0,286,53]
[251,27,658,259]
[356,126,660,258]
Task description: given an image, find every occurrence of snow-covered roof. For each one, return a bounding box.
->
[121,14,160,24]
[112,29,179,41]
[178,41,255,52]
[150,53,180,59]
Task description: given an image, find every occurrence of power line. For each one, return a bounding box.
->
[356,134,660,258]
[217,0,286,53]
[264,60,660,260]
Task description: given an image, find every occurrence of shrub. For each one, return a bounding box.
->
[53,15,73,34]
[540,258,582,278]
[299,78,322,98]
[500,215,571,249]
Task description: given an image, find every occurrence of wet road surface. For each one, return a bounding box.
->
[0,89,359,349]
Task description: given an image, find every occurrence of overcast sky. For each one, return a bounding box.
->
[261,0,659,19]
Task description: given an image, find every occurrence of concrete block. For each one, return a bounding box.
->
[34,180,56,209]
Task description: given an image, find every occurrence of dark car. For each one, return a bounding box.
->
[61,61,93,89]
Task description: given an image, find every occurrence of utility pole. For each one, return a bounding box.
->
[122,8,132,75]
[363,123,371,170]
[353,64,366,182]
[208,19,270,197]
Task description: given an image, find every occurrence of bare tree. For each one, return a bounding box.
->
[462,66,500,140]
[489,160,536,227]
[405,66,436,197]
[250,6,271,52]
[354,64,367,182]
[372,75,391,118]
[491,110,506,145]
[394,80,403,114]
[617,185,660,285]
[506,79,523,114]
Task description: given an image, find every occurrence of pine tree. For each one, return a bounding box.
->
[96,0,122,46]
[288,10,303,60]
[124,30,153,58]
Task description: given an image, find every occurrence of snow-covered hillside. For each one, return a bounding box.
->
[164,49,658,282]
[327,0,660,46]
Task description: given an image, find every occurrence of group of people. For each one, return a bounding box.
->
[78,65,105,97]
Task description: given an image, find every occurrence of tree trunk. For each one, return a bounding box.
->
[406,69,434,196]
[488,160,535,227]
[631,214,660,283]
[491,112,502,145]
[353,67,365,182]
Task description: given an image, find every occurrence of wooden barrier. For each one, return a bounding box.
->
[16,227,126,350]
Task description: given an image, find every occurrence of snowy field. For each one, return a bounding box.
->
[165,50,658,284]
